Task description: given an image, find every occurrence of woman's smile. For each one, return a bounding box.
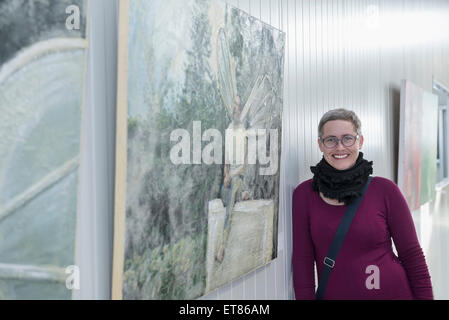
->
[332,154,349,159]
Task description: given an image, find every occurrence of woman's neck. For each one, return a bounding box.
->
[319,192,345,206]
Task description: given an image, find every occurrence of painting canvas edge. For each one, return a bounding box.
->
[112,0,130,301]
[397,79,406,190]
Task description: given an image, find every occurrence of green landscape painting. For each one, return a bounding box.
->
[113,0,285,300]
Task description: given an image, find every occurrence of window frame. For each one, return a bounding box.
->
[434,80,449,190]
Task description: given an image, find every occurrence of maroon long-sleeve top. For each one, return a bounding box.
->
[292,176,433,300]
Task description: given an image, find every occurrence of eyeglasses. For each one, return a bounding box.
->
[320,134,359,148]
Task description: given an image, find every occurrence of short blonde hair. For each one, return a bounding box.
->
[318,108,362,137]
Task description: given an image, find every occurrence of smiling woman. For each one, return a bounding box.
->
[292,108,434,300]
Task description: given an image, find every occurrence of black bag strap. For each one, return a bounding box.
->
[315,176,373,300]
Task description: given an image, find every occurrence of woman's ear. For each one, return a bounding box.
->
[359,135,364,149]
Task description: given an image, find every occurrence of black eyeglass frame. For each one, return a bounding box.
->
[319,134,360,149]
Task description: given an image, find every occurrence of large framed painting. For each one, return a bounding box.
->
[113,0,285,299]
[0,0,88,299]
[398,80,438,210]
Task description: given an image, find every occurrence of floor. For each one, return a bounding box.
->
[411,182,449,300]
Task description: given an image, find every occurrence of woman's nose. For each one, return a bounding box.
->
[335,140,346,149]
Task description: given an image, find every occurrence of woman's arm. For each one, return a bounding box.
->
[384,179,434,300]
[292,183,316,300]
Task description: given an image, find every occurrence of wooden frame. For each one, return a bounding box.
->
[112,0,130,300]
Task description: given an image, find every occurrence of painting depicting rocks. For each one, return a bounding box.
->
[0,0,87,299]
[113,0,285,299]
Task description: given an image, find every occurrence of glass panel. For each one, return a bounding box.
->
[0,279,70,300]
[0,0,87,299]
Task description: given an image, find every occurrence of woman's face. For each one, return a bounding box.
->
[318,120,364,170]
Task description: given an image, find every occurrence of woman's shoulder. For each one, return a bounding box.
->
[370,176,398,187]
[369,176,402,195]
[293,178,314,196]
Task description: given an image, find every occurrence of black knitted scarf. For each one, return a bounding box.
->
[310,152,373,205]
